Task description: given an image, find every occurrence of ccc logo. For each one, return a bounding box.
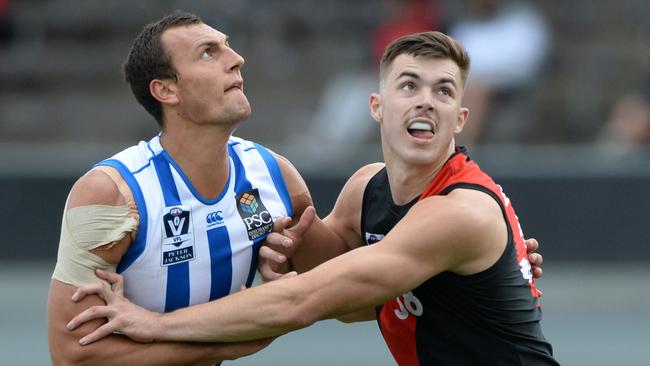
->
[206,211,223,224]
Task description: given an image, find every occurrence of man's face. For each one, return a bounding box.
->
[370,54,469,167]
[161,23,251,126]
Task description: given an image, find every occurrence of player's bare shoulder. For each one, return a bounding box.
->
[351,163,386,181]
[339,163,385,200]
[415,188,507,275]
[443,188,505,233]
[269,150,313,215]
[269,151,306,190]
[325,163,385,248]
[67,168,128,208]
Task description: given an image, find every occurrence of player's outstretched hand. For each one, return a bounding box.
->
[524,238,543,279]
[258,206,316,281]
[67,269,160,345]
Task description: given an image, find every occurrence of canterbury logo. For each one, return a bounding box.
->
[206,211,223,224]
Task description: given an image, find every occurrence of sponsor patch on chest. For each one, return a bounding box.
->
[161,205,195,266]
[236,189,273,241]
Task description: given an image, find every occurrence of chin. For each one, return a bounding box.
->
[225,102,251,123]
[400,149,441,166]
[238,105,252,121]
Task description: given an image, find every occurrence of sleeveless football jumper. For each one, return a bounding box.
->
[361,147,558,365]
[97,135,293,313]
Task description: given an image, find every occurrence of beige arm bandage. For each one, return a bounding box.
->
[52,167,139,287]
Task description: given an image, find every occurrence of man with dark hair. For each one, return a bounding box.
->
[122,12,202,126]
[67,31,558,365]
[47,12,346,365]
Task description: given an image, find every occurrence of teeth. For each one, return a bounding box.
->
[408,121,432,131]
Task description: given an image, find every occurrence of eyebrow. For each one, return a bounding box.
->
[195,36,229,51]
[396,71,420,81]
[396,71,458,88]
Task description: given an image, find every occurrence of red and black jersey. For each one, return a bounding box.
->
[360,147,559,365]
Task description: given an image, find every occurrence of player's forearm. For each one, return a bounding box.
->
[52,336,226,366]
[156,275,318,343]
[156,247,392,343]
[337,307,377,323]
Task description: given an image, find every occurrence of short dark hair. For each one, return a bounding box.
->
[122,12,203,126]
[379,31,470,89]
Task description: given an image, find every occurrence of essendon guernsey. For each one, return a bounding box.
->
[360,147,559,365]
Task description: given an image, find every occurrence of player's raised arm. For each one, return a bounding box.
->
[47,168,269,365]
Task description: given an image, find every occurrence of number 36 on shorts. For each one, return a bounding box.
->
[394,291,423,320]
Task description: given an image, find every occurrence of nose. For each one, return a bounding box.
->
[415,91,435,112]
[226,46,245,71]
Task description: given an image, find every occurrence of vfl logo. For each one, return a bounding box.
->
[165,207,189,240]
[365,232,385,244]
[236,189,273,240]
[161,205,195,266]
[206,211,224,227]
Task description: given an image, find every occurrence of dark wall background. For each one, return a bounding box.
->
[4,175,648,262]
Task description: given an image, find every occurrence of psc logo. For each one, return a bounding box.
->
[236,189,273,241]
[239,192,259,214]
[206,211,224,226]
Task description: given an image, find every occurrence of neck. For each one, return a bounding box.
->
[384,144,456,205]
[160,119,235,200]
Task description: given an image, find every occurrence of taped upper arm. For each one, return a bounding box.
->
[52,169,138,286]
[69,167,137,253]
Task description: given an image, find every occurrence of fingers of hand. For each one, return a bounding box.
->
[259,245,286,264]
[67,305,113,330]
[95,269,123,284]
[258,261,286,281]
[96,269,125,294]
[528,253,543,266]
[272,216,292,233]
[524,238,539,253]
[280,271,298,279]
[533,267,543,279]
[79,321,121,346]
[290,206,316,236]
[72,282,107,302]
[265,232,293,249]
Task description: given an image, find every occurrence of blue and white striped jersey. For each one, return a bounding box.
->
[97,135,293,312]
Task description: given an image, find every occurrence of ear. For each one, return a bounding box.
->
[454,106,469,134]
[369,93,383,123]
[150,78,179,106]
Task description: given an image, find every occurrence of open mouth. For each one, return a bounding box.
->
[407,121,435,139]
